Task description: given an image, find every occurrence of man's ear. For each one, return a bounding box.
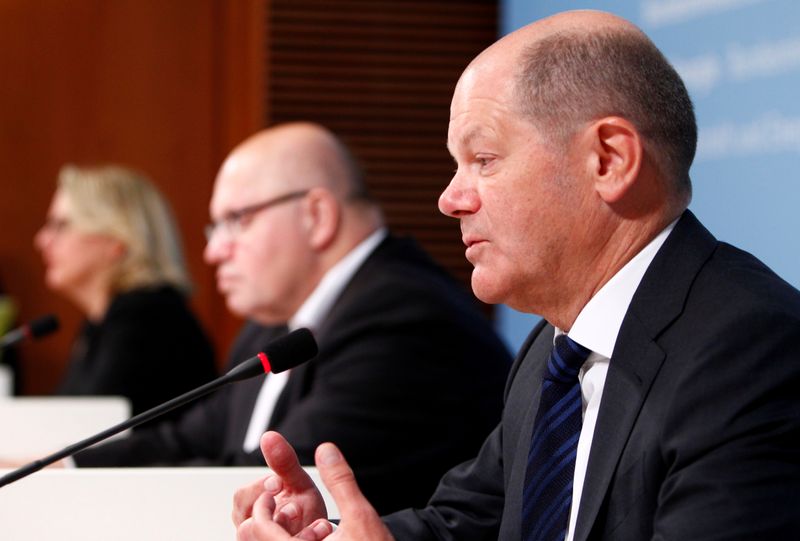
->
[302,188,340,250]
[583,117,643,204]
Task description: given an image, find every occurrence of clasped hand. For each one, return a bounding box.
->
[232,431,395,541]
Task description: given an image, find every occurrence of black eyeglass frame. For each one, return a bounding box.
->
[204,189,309,241]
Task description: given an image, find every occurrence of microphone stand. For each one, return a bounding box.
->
[0,327,316,488]
[0,358,262,488]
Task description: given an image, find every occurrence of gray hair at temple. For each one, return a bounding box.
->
[57,164,191,294]
[514,26,697,204]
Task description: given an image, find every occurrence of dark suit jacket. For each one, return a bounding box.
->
[385,211,800,539]
[75,235,512,515]
[57,285,217,417]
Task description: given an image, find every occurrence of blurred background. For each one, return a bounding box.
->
[0,0,498,394]
[1,0,798,394]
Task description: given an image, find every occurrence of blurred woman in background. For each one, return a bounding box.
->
[34,164,216,416]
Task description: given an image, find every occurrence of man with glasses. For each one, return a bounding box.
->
[70,121,512,515]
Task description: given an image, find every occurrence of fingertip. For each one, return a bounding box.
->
[316,443,365,509]
[262,432,293,470]
[260,431,283,453]
[236,518,253,541]
[264,474,282,494]
[295,519,334,541]
[311,519,335,538]
[315,442,342,466]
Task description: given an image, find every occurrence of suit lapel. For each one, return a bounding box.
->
[573,318,665,540]
[267,239,401,429]
[572,211,718,540]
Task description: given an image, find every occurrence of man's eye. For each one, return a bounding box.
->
[232,214,250,229]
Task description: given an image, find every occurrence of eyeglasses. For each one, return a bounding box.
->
[40,217,72,235]
[204,190,309,242]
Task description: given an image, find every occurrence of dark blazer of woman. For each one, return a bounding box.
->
[58,284,216,417]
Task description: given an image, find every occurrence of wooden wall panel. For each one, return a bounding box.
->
[0,0,497,395]
[266,0,498,289]
[0,0,264,393]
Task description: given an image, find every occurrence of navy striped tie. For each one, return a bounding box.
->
[522,334,591,541]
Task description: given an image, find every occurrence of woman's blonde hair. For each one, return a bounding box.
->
[58,164,191,294]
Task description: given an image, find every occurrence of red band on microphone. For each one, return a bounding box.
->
[258,352,271,373]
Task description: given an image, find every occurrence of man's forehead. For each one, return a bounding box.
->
[447,121,497,151]
[453,58,511,99]
[449,46,523,122]
[211,163,270,213]
[447,83,519,146]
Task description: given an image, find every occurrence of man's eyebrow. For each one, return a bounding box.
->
[460,127,485,147]
[447,127,485,155]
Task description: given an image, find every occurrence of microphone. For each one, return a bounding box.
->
[0,327,317,488]
[0,314,59,350]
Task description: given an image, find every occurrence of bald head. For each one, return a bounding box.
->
[205,122,383,324]
[218,122,370,202]
[473,10,633,62]
[457,10,696,205]
[456,11,634,103]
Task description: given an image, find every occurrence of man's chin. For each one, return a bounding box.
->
[470,272,506,306]
[44,275,67,296]
[223,297,250,320]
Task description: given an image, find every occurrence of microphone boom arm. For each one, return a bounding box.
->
[0,365,248,487]
[0,327,317,488]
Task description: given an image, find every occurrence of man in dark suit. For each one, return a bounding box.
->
[231,10,800,541]
[71,122,511,515]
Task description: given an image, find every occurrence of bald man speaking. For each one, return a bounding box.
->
[232,11,800,541]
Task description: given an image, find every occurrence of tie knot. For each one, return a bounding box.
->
[546,334,591,383]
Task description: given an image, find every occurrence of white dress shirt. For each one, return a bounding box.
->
[562,220,676,541]
[241,228,388,452]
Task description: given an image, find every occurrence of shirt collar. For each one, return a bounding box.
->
[560,219,678,358]
[289,228,387,332]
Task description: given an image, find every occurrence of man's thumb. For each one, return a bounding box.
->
[315,443,367,513]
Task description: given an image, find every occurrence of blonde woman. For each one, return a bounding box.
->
[35,164,216,416]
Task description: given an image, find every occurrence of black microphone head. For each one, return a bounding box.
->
[263,327,318,373]
[222,327,318,383]
[28,314,59,339]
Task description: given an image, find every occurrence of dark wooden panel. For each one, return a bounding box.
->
[0,0,497,394]
[265,0,498,292]
[0,0,265,393]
